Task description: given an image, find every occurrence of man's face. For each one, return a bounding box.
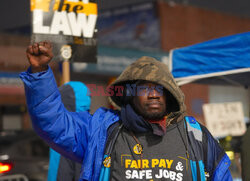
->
[132,82,167,121]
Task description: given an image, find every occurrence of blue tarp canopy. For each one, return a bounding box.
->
[170,32,250,87]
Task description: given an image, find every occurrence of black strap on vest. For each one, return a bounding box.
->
[200,126,208,172]
[104,121,123,155]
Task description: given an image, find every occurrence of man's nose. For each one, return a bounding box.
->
[148,89,160,98]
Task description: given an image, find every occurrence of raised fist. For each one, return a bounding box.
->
[26,41,53,73]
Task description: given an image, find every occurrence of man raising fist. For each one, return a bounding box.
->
[26,41,53,73]
[20,41,232,181]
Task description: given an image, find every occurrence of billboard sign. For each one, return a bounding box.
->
[98,3,161,50]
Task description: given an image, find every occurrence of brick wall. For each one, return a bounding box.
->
[180,83,209,125]
[157,1,250,51]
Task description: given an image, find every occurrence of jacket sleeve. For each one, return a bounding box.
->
[201,125,233,181]
[20,67,92,163]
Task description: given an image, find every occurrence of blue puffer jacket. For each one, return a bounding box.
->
[20,67,232,181]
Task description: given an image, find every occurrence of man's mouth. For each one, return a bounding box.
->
[146,101,162,108]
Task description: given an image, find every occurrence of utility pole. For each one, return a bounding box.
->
[61,45,72,84]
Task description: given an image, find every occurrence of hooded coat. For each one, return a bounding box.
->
[20,57,231,181]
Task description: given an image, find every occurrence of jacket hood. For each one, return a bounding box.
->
[109,56,186,115]
[59,81,91,112]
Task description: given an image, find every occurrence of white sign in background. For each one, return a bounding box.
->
[202,102,246,138]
